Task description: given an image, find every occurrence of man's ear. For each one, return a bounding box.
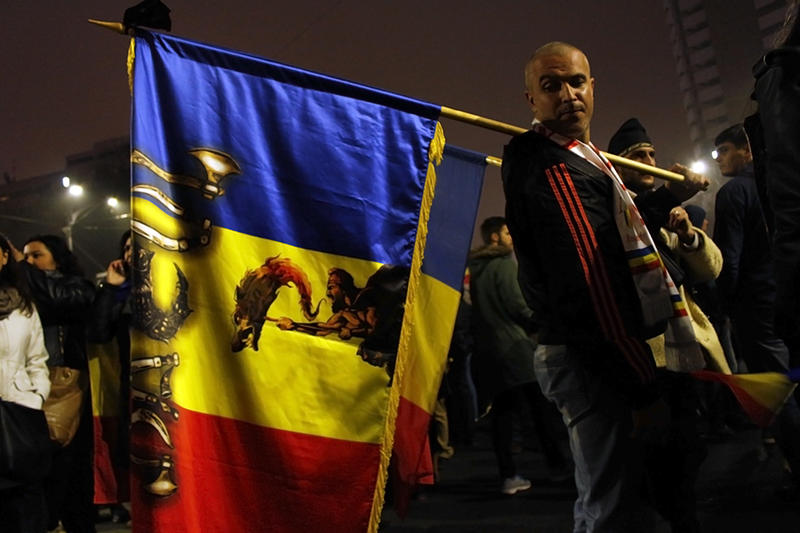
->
[525,90,535,112]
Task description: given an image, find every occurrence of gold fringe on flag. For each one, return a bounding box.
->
[127,38,136,94]
[367,121,445,533]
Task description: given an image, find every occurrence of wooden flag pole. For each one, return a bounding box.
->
[441,105,684,182]
[87,21,683,182]
[88,19,127,34]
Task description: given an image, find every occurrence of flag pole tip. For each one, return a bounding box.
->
[88,19,128,35]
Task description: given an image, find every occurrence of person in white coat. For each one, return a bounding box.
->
[0,232,50,533]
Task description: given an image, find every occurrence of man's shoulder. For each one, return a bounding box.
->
[505,129,553,157]
[503,130,568,190]
[718,174,754,198]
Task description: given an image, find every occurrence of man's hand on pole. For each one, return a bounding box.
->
[664,163,710,202]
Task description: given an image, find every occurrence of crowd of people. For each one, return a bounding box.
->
[0,231,133,533]
[3,5,800,533]
[435,18,800,533]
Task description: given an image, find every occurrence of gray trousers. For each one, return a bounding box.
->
[534,344,653,533]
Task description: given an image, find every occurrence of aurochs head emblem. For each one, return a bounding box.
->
[231,256,319,352]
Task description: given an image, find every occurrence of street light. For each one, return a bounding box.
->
[62,194,129,251]
[690,160,707,174]
[68,184,84,197]
[61,176,71,188]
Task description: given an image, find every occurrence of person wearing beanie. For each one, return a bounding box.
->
[609,118,730,533]
[607,118,729,374]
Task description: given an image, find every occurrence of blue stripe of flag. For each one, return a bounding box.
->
[132,31,441,267]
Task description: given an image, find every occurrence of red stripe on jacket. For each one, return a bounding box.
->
[546,163,654,382]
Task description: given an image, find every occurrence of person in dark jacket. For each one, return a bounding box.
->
[87,231,133,524]
[713,124,800,490]
[608,119,726,533]
[748,2,800,359]
[13,234,96,533]
[469,216,568,495]
[503,42,708,531]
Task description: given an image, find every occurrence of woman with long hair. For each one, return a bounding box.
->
[0,232,51,532]
[13,234,97,533]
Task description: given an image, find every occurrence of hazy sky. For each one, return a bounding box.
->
[0,1,760,224]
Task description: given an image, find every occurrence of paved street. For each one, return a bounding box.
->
[98,423,798,532]
[380,424,799,532]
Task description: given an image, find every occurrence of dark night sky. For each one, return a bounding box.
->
[0,1,756,225]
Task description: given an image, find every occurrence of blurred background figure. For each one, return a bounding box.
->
[14,234,96,533]
[713,124,800,494]
[88,231,133,525]
[748,0,800,365]
[469,217,568,496]
[0,232,51,533]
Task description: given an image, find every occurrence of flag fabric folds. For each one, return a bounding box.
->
[128,30,480,533]
[691,370,798,428]
[391,145,485,514]
[89,341,130,504]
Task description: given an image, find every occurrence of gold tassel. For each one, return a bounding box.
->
[428,121,446,166]
[366,122,443,533]
[127,38,136,94]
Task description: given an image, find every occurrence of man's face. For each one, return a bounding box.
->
[620,146,656,193]
[326,274,350,313]
[493,225,513,248]
[714,142,751,176]
[525,48,595,142]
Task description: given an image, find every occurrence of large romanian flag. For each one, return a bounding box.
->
[127,30,481,532]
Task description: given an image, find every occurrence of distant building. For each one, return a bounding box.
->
[662,0,788,222]
[0,137,131,275]
[663,0,789,156]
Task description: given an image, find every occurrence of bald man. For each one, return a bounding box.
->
[502,42,707,532]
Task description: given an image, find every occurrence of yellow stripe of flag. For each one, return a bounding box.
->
[132,199,393,444]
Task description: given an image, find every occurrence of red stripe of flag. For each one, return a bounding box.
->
[131,407,380,533]
[94,415,130,504]
[391,396,435,517]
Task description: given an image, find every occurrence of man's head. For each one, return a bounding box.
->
[480,216,513,248]
[326,268,358,312]
[714,124,752,177]
[524,42,595,142]
[608,118,657,193]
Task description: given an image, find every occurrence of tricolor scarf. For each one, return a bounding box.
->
[532,120,704,371]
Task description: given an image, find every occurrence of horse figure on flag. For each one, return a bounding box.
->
[231,256,320,352]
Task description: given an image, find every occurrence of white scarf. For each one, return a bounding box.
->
[532,121,704,371]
